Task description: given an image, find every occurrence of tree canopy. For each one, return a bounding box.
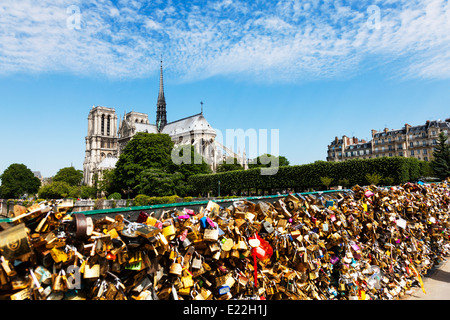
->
[137,168,186,197]
[248,154,290,169]
[0,163,41,199]
[216,157,244,172]
[431,132,450,180]
[53,166,83,186]
[113,133,174,192]
[112,133,211,197]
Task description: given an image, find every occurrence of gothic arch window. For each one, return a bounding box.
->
[101,114,105,135]
[107,115,111,136]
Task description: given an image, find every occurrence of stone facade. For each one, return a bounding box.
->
[327,119,450,162]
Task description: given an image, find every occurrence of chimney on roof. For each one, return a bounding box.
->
[371,129,377,137]
[405,123,411,132]
[384,128,389,133]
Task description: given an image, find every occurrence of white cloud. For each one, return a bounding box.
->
[0,0,449,82]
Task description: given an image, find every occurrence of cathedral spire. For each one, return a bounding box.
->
[156,57,167,132]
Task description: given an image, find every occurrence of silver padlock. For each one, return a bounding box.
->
[262,220,274,233]
[191,253,204,270]
[203,223,219,241]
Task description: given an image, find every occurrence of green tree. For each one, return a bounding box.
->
[53,166,83,186]
[93,169,116,198]
[0,163,41,198]
[248,154,290,169]
[113,133,174,195]
[169,145,212,178]
[137,168,185,197]
[431,132,450,180]
[216,157,244,172]
[38,181,73,199]
[320,176,333,190]
[366,173,383,186]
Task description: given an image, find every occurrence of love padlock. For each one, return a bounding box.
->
[203,224,219,242]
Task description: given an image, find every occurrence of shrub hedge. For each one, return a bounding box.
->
[187,157,427,195]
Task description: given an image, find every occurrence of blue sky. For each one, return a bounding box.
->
[0,0,449,178]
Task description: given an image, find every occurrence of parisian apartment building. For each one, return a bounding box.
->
[327,118,450,162]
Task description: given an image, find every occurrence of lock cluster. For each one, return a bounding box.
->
[1,180,450,300]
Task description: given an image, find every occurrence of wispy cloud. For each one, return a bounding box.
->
[0,0,449,82]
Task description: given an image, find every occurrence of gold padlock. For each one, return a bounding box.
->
[162,223,176,240]
[203,226,219,241]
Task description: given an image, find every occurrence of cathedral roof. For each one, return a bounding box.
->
[161,113,215,136]
[134,122,158,134]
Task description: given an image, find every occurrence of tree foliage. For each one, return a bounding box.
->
[216,157,244,172]
[0,163,41,199]
[38,181,73,199]
[365,173,383,186]
[112,133,210,197]
[137,168,186,197]
[168,145,212,178]
[53,166,83,186]
[431,132,450,180]
[248,154,290,169]
[113,133,174,194]
[188,157,430,195]
[320,177,333,189]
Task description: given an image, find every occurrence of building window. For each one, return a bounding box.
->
[107,115,111,136]
[432,131,436,136]
[433,139,437,145]
[399,152,403,156]
[101,114,105,135]
[423,141,427,146]
[388,145,393,151]
[423,149,427,155]
[410,150,414,156]
[389,153,393,157]
[417,149,420,155]
[410,142,414,148]
[424,157,428,161]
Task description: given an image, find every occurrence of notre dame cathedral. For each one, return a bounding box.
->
[83,61,247,186]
